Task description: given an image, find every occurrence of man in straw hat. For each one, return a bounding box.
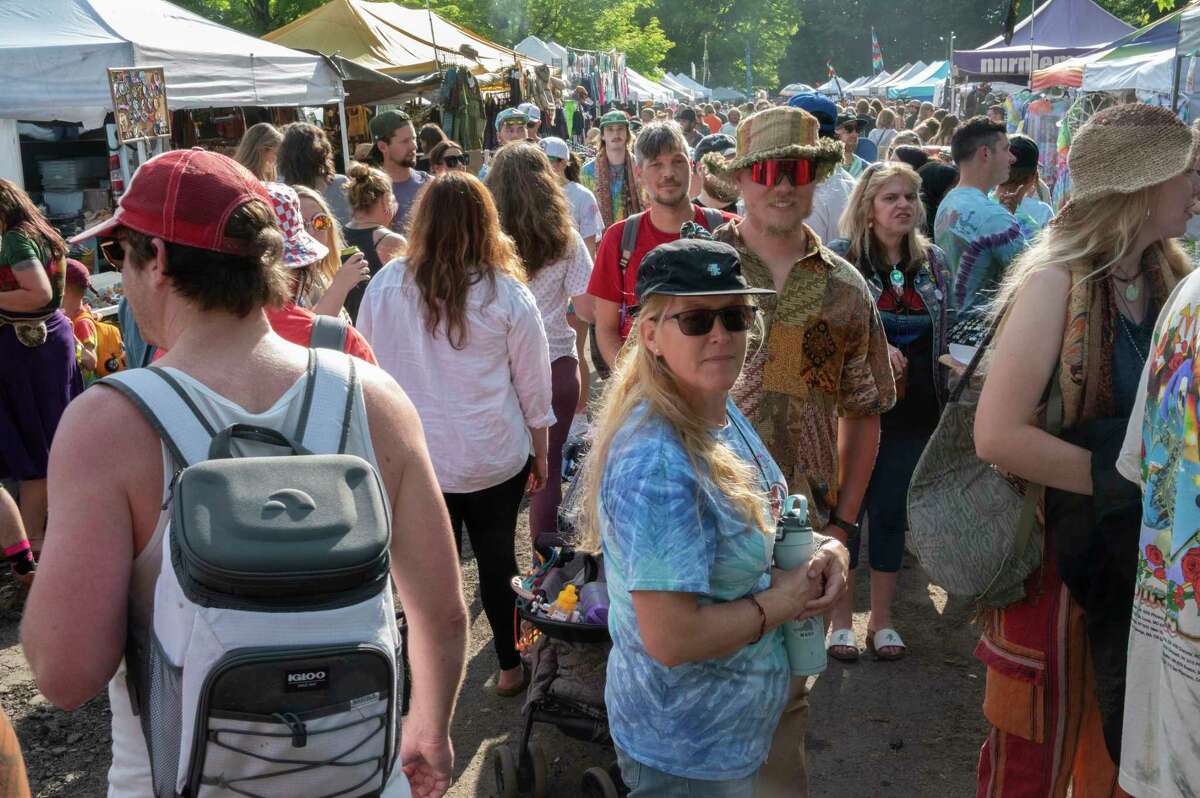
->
[709,105,897,796]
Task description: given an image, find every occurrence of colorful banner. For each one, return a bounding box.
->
[871,27,885,74]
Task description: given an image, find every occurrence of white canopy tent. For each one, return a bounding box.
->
[816,75,854,95]
[515,36,560,68]
[660,73,702,100]
[848,70,893,96]
[626,68,678,103]
[0,0,344,130]
[670,73,713,98]
[876,61,928,94]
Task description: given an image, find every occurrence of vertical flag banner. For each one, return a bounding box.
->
[827,60,836,79]
[871,27,885,74]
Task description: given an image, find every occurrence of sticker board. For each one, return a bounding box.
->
[107,67,171,144]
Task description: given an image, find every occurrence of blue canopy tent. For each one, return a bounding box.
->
[887,60,950,100]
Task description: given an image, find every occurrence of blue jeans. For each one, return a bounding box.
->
[615,748,758,797]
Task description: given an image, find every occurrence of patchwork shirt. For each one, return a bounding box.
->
[715,221,896,529]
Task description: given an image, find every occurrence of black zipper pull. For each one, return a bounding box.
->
[273,712,307,748]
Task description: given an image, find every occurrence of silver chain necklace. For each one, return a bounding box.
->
[1117,311,1147,363]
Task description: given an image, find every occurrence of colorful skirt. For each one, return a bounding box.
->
[0,311,82,481]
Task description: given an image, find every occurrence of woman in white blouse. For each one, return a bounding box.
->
[486,142,595,554]
[358,172,553,697]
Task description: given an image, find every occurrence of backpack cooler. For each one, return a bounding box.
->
[102,352,400,798]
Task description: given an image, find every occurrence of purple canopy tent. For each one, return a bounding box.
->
[953,0,1134,84]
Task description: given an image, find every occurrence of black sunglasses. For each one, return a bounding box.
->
[667,305,757,336]
[441,155,467,168]
[98,238,126,271]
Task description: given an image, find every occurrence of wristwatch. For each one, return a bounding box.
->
[828,514,861,536]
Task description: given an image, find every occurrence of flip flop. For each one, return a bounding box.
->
[827,628,860,662]
[867,628,907,661]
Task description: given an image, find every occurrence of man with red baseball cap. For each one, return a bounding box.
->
[21,148,468,798]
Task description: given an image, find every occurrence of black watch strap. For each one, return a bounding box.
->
[829,514,861,535]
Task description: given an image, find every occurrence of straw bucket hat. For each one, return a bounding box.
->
[706,106,844,184]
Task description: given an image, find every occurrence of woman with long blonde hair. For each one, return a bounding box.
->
[291,184,369,318]
[973,104,1200,797]
[825,162,952,662]
[357,172,552,697]
[577,230,848,793]
[487,142,595,552]
[233,122,283,182]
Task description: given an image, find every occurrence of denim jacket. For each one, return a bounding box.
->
[826,239,955,407]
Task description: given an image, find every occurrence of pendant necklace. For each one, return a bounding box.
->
[1111,269,1144,302]
[889,263,905,296]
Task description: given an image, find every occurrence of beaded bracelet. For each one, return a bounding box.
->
[747,593,767,644]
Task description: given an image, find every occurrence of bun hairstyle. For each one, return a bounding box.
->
[345,161,392,213]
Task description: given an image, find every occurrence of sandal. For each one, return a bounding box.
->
[494,664,530,698]
[867,628,906,661]
[827,628,860,662]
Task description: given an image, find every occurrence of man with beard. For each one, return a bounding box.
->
[580,111,642,229]
[586,121,736,371]
[369,110,429,233]
[691,133,740,213]
[711,106,895,797]
[674,107,704,147]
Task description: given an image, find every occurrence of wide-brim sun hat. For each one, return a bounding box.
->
[706,106,844,184]
[1065,103,1200,207]
[264,182,329,270]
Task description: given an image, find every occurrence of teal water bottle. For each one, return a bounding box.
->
[774,495,827,676]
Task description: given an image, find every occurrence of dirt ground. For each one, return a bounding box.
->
[0,510,988,798]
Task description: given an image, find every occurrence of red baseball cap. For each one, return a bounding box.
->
[62,258,94,290]
[71,148,271,255]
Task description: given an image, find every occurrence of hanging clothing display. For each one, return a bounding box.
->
[438,66,487,152]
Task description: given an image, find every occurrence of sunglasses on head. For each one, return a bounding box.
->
[749,159,815,187]
[98,237,126,271]
[667,305,758,336]
[305,213,331,232]
[441,155,467,168]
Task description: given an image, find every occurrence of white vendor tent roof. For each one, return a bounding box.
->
[670,73,713,98]
[626,68,677,103]
[0,0,344,128]
[660,73,702,100]
[515,36,559,66]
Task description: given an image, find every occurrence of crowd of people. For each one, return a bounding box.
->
[0,78,1197,798]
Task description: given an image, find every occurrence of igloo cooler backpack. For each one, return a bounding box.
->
[102,354,401,798]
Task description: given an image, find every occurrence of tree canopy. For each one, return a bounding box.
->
[179,0,1181,94]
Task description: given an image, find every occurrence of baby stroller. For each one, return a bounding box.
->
[492,432,626,798]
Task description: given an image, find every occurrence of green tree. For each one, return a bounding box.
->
[175,0,326,34]
[1094,0,1179,26]
[652,0,798,90]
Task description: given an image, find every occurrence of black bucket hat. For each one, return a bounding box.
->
[636,225,775,303]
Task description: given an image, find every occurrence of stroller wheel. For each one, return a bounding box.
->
[528,740,548,798]
[492,744,519,798]
[581,766,620,798]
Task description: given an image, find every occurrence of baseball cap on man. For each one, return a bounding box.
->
[539,137,570,161]
[787,93,838,138]
[70,148,271,255]
[495,107,529,131]
[694,133,737,163]
[598,110,630,129]
[369,110,412,142]
[516,102,541,124]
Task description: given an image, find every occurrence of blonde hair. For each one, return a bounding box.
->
[837,163,930,269]
[577,293,771,551]
[876,108,896,130]
[989,188,1189,322]
[345,161,392,214]
[291,184,345,302]
[234,123,283,182]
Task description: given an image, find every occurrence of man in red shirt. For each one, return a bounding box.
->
[587,121,736,370]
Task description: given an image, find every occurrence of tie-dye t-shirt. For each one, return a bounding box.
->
[1117,269,1200,798]
[599,398,790,780]
[934,187,1027,318]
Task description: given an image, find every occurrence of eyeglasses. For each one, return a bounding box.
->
[305,213,331,233]
[441,155,467,168]
[667,305,758,336]
[98,238,126,271]
[749,159,815,187]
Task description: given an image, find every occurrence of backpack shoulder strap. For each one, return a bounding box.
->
[97,368,215,468]
[618,211,645,270]
[295,348,358,455]
[309,314,349,352]
[699,206,725,231]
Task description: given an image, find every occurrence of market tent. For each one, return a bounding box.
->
[670,73,713,98]
[711,86,747,102]
[816,75,854,95]
[953,0,1134,83]
[0,0,343,128]
[264,0,536,81]
[661,74,702,100]
[515,36,559,67]
[847,71,891,96]
[887,60,950,100]
[876,62,927,94]
[1032,4,1199,93]
[626,68,677,103]
[779,82,817,97]
[546,41,570,67]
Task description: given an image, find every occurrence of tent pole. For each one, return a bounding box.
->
[337,90,352,175]
[1028,0,1036,91]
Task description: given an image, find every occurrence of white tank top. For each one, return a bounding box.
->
[105,351,410,797]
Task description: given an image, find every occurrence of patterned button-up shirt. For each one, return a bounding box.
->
[716,221,897,528]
